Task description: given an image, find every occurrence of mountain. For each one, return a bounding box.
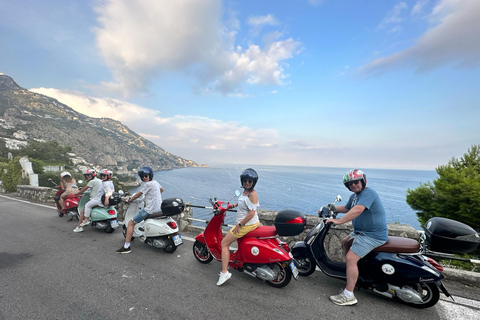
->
[0,74,200,172]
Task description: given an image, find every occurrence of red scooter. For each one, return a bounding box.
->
[49,178,81,220]
[191,192,305,288]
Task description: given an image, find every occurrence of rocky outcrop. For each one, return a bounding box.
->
[0,74,199,170]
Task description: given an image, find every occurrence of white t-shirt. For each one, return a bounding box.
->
[140,180,163,214]
[236,194,259,225]
[86,177,102,198]
[92,180,114,203]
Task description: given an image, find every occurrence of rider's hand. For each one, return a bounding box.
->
[327,203,336,212]
[326,218,337,225]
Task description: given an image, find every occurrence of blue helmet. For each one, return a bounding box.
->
[138,166,154,181]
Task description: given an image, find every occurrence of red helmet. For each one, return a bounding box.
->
[99,169,113,180]
[343,169,367,191]
[83,168,96,178]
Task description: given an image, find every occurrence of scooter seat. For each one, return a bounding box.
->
[147,212,164,219]
[373,236,420,253]
[244,226,277,238]
[346,236,420,254]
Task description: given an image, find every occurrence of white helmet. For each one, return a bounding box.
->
[60,171,71,178]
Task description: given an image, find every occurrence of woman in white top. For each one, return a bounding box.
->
[217,168,260,286]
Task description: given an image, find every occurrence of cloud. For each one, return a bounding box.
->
[93,0,301,97]
[377,2,408,30]
[359,0,480,75]
[29,88,281,163]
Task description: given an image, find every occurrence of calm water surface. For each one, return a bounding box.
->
[131,164,437,230]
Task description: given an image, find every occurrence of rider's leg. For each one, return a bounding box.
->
[220,232,237,273]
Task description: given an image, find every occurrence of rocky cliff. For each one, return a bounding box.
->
[0,74,199,171]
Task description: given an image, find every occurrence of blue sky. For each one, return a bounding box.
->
[1,0,479,170]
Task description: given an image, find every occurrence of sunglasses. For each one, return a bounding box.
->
[346,180,361,187]
[140,174,149,179]
[242,179,253,184]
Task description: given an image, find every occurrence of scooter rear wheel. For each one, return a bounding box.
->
[193,240,213,264]
[395,282,440,308]
[163,239,177,253]
[266,262,292,288]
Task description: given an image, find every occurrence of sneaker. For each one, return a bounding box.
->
[116,246,132,254]
[329,292,358,306]
[73,227,84,233]
[216,271,232,286]
[80,220,90,227]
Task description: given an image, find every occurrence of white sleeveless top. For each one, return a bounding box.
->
[236,194,259,225]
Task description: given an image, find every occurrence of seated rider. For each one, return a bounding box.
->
[74,168,102,228]
[73,169,114,233]
[116,166,164,254]
[59,171,78,214]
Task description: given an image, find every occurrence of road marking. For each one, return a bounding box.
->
[0,194,57,209]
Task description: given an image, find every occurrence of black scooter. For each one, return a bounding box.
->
[291,195,452,308]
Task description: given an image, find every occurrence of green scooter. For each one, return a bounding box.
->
[77,190,120,233]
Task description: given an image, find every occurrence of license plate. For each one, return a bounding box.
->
[173,234,183,246]
[290,260,299,279]
[110,220,119,229]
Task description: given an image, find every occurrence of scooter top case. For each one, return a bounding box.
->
[424,217,480,254]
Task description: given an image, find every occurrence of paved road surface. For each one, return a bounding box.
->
[1,195,479,320]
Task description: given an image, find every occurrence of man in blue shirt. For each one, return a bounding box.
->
[325,169,388,306]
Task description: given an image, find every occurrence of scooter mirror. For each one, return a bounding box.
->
[118,190,124,195]
[336,195,342,202]
[78,180,83,184]
[235,190,241,197]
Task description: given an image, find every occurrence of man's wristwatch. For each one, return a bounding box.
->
[238,223,242,227]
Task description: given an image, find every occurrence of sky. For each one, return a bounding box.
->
[1,0,479,170]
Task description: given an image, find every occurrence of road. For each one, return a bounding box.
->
[1,194,479,320]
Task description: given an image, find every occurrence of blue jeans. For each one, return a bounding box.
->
[132,209,149,223]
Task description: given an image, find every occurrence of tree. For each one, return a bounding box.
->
[406,145,480,230]
[0,157,23,192]
[16,140,72,164]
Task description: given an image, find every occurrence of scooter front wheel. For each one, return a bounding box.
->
[266,262,292,288]
[193,240,213,264]
[294,255,316,276]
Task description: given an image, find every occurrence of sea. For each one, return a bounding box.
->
[130,164,438,230]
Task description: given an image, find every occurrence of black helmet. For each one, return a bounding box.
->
[240,168,258,190]
[138,166,154,181]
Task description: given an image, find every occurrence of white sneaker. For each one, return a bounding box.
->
[79,220,90,227]
[73,227,84,233]
[216,271,232,286]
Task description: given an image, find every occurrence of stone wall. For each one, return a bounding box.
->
[16,185,56,203]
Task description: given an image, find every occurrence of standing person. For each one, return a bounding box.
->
[74,169,102,226]
[73,169,114,233]
[217,168,260,286]
[116,166,164,254]
[324,169,388,306]
[58,171,78,214]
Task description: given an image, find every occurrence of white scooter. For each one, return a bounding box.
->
[122,195,184,253]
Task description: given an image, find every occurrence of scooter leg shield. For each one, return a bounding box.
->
[291,241,309,258]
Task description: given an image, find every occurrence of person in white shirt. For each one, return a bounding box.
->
[217,168,260,286]
[73,169,114,233]
[116,166,164,254]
